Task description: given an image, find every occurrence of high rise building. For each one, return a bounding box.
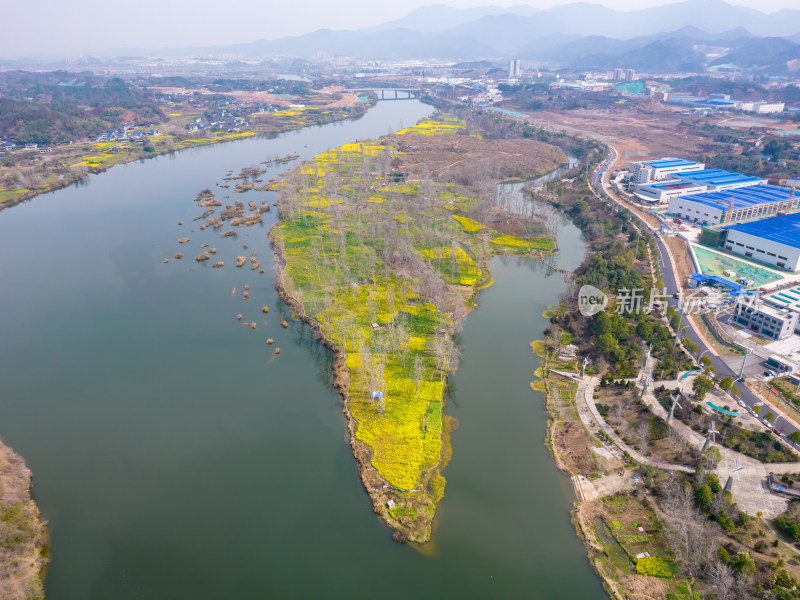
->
[508,59,521,78]
[613,68,623,81]
[625,68,636,81]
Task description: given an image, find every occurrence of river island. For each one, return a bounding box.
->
[271,113,567,540]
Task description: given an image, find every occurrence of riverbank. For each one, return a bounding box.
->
[0,438,48,600]
[270,114,566,541]
[0,99,373,212]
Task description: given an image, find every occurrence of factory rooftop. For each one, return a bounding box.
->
[676,184,795,212]
[767,286,800,312]
[645,158,703,169]
[645,180,703,190]
[677,169,765,187]
[724,212,800,251]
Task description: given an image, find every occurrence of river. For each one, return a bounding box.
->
[0,99,605,599]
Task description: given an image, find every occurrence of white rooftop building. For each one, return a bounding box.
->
[629,158,705,184]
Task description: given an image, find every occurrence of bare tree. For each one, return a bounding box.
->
[393,321,411,368]
[701,446,721,471]
[636,421,651,449]
[661,477,717,578]
[612,401,625,426]
[547,324,563,354]
[412,355,425,396]
[706,560,735,600]
[435,336,461,384]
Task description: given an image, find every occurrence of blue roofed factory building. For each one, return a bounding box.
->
[630,158,704,184]
[633,160,767,204]
[668,184,799,225]
[630,157,707,204]
[721,212,800,272]
[675,169,765,190]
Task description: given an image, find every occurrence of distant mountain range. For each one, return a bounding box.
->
[119,0,800,74]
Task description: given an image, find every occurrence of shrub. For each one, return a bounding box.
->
[695,484,713,513]
[731,551,756,577]
[715,510,735,533]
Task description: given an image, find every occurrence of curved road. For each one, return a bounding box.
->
[591,148,800,449]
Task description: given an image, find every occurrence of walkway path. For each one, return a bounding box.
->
[639,378,791,518]
[554,368,792,517]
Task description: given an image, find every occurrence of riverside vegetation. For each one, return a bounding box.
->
[0,439,47,600]
[0,71,372,210]
[272,114,566,541]
[528,155,800,599]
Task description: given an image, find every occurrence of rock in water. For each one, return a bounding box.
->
[261,306,269,313]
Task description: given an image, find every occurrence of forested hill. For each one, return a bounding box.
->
[0,71,163,145]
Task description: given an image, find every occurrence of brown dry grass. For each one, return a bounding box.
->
[548,375,599,477]
[0,439,47,600]
[395,134,565,185]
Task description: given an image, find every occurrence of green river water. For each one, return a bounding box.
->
[0,99,606,599]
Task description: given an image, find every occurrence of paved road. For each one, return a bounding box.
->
[590,148,800,451]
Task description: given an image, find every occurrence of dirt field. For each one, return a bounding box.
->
[396,133,565,184]
[548,375,606,477]
[526,102,781,174]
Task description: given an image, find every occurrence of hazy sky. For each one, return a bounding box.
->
[3,0,799,58]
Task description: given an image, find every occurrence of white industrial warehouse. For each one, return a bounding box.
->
[722,212,800,272]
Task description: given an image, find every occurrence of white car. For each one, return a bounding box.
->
[737,401,746,408]
[762,419,771,427]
